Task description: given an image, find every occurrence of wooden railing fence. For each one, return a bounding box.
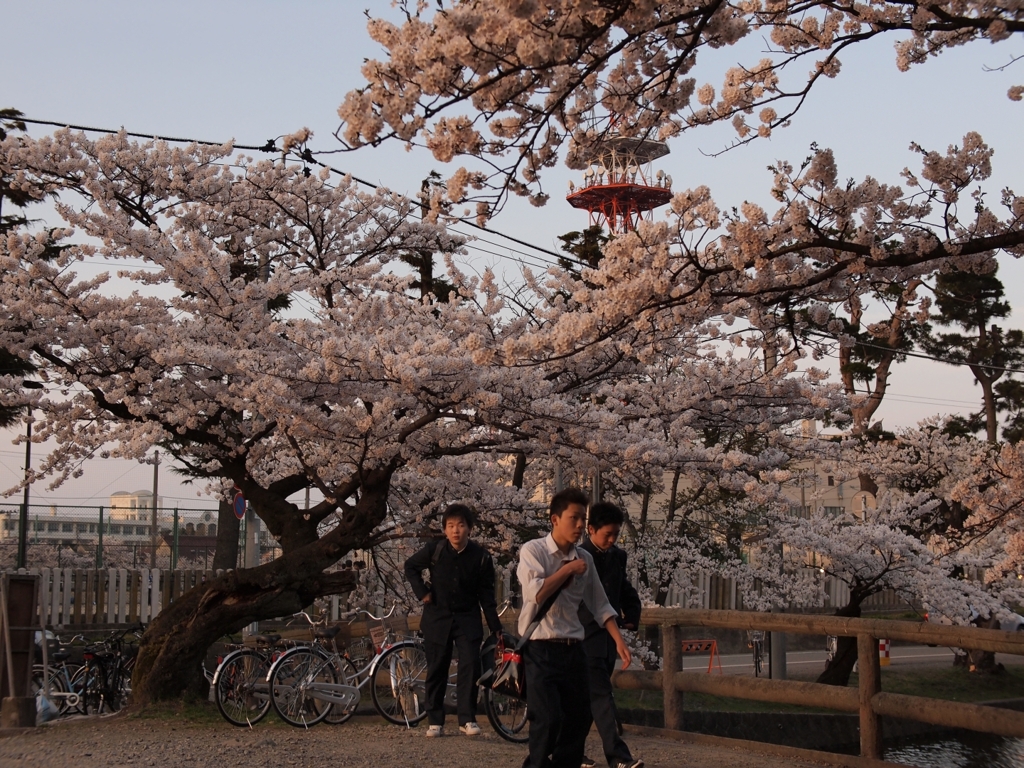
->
[613,608,1024,761]
[6,568,1022,761]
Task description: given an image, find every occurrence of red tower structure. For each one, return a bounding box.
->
[566,134,673,234]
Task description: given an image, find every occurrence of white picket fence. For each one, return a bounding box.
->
[4,567,223,628]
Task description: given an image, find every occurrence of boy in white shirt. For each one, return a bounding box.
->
[516,488,632,768]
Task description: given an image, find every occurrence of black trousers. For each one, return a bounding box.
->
[587,646,633,766]
[423,622,481,726]
[523,640,592,768]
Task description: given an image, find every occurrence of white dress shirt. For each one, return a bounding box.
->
[517,533,617,640]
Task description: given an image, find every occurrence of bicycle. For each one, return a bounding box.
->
[268,606,429,728]
[70,626,143,714]
[747,630,765,677]
[31,633,86,718]
[212,632,289,727]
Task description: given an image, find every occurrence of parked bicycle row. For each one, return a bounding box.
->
[32,625,142,720]
[209,606,528,741]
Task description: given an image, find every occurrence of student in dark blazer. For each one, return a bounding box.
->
[578,501,644,768]
[404,504,503,737]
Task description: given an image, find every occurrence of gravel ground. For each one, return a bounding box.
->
[0,714,836,768]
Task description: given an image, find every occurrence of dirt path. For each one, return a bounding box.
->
[0,714,839,768]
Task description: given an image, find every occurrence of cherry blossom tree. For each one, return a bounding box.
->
[5,117,1024,705]
[0,127,824,704]
[0,128,561,704]
[339,0,1024,211]
[778,425,1024,681]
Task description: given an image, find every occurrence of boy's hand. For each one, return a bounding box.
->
[615,639,632,668]
[422,594,432,604]
[563,559,587,577]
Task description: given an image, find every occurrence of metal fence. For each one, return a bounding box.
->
[0,503,281,571]
[666,570,911,613]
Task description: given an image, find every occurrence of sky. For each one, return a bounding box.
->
[2,1,1024,509]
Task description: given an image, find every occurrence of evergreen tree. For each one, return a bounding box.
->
[556,225,607,274]
[0,109,41,427]
[402,172,456,302]
[920,267,1024,443]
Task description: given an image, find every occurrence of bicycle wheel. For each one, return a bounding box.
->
[269,648,337,728]
[67,664,92,715]
[483,687,529,743]
[323,655,359,725]
[370,641,428,726]
[108,666,129,712]
[31,664,69,720]
[214,649,272,727]
[71,662,112,715]
[753,642,763,677]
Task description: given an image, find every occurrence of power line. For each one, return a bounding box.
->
[18,115,582,270]
[807,331,1024,376]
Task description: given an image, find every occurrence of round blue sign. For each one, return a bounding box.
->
[233,491,246,520]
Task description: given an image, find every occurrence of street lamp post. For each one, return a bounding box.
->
[16,380,44,569]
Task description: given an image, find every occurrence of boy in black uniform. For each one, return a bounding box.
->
[404,503,503,736]
[579,501,644,768]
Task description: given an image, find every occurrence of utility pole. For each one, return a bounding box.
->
[16,405,33,569]
[149,450,160,567]
[16,380,44,569]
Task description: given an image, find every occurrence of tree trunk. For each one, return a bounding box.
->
[815,596,863,686]
[212,499,240,571]
[130,466,395,707]
[131,559,358,706]
[978,375,998,444]
[967,615,1004,674]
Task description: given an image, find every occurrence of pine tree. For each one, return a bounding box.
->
[920,267,1024,443]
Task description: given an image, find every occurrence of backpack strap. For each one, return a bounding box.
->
[430,539,446,567]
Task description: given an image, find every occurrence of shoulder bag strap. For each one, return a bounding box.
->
[514,566,575,650]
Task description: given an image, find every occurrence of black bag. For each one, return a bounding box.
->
[489,633,527,700]
[478,577,571,702]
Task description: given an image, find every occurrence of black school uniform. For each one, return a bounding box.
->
[404,539,503,725]
[578,539,642,767]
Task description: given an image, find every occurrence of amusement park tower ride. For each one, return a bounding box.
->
[565,134,673,234]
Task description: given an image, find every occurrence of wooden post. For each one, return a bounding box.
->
[857,632,883,759]
[662,623,684,730]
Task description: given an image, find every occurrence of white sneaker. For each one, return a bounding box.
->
[459,722,482,736]
[426,725,444,737]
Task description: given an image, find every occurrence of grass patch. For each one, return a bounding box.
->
[867,663,1024,703]
[615,664,1024,714]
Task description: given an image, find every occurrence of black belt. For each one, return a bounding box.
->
[533,637,581,645]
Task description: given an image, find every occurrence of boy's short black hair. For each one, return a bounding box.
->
[441,503,476,529]
[588,501,625,530]
[549,487,590,519]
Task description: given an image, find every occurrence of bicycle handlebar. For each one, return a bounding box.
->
[356,604,397,622]
[54,633,88,646]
